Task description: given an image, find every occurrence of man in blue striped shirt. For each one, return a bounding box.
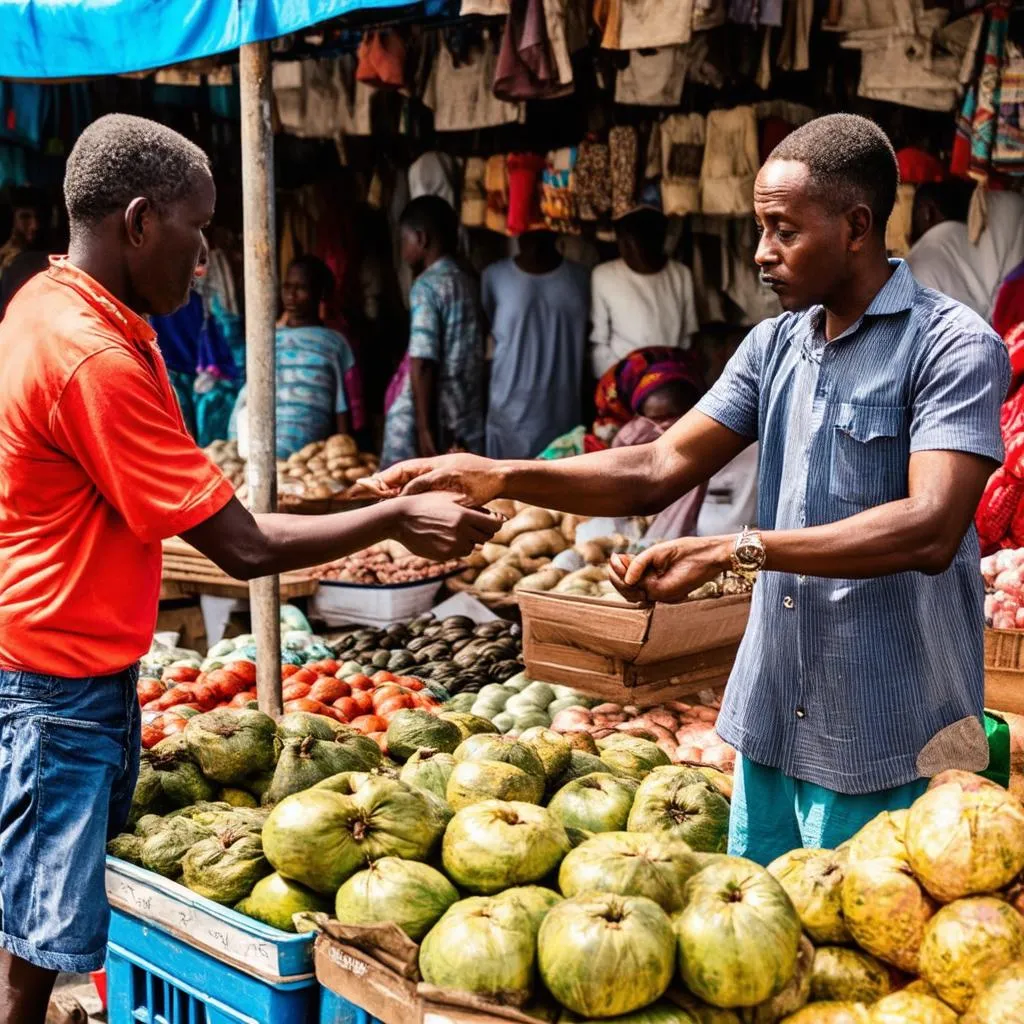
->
[372,115,1009,863]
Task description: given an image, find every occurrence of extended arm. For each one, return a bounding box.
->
[410,357,438,457]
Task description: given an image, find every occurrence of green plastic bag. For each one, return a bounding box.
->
[981,710,1011,789]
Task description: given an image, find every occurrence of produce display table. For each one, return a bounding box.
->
[984,626,1024,715]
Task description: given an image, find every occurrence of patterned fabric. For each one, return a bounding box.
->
[697,260,1009,794]
[273,325,355,459]
[596,346,704,435]
[381,257,485,467]
[609,126,638,220]
[573,140,612,221]
[541,147,580,235]
[976,321,1024,553]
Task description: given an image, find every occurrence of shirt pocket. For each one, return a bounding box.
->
[830,403,908,508]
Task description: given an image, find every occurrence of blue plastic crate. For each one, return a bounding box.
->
[318,989,385,1024]
[107,908,320,1024]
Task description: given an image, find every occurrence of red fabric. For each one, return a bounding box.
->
[356,31,406,89]
[977,322,1024,553]
[896,147,948,184]
[505,153,547,236]
[992,261,1024,340]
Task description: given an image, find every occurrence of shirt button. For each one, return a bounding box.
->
[798,575,806,583]
[796,706,807,719]
[783,596,795,609]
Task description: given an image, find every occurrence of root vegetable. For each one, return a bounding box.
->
[551,708,594,732]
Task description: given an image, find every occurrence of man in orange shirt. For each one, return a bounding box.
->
[0,114,498,1024]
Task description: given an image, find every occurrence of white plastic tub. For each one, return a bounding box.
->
[310,572,459,628]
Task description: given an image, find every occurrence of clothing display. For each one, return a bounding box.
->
[700,106,759,216]
[660,112,705,216]
[777,0,812,71]
[423,35,523,131]
[574,139,613,221]
[462,157,488,227]
[590,258,699,376]
[541,147,580,234]
[408,151,460,207]
[506,153,548,235]
[494,0,574,100]
[483,258,591,458]
[485,155,511,235]
[595,0,694,50]
[609,125,639,220]
[886,183,916,259]
[356,31,407,90]
[615,46,691,106]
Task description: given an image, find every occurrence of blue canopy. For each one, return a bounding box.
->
[1,0,411,80]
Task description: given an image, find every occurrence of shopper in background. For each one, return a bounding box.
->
[482,230,590,460]
[0,187,40,277]
[907,181,1024,321]
[0,248,49,318]
[381,195,485,467]
[371,114,1008,866]
[0,114,497,1024]
[589,191,699,378]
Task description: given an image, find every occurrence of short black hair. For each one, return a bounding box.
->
[64,114,211,227]
[287,254,334,303]
[767,114,898,236]
[914,180,972,223]
[616,208,667,253]
[400,195,458,254]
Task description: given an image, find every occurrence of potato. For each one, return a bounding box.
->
[481,542,510,564]
[475,561,523,592]
[324,434,358,457]
[492,507,557,545]
[345,466,372,482]
[328,455,359,470]
[510,528,567,559]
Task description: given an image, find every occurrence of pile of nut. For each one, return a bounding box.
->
[311,540,461,585]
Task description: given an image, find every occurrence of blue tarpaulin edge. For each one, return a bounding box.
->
[0,0,411,80]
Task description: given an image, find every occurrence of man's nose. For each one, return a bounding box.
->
[754,233,777,267]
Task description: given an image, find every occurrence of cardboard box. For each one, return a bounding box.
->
[315,933,421,1024]
[519,590,750,705]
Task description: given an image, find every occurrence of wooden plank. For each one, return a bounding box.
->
[986,668,1024,716]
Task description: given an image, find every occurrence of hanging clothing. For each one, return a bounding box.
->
[541,148,580,235]
[660,113,705,216]
[595,0,694,50]
[494,0,574,101]
[615,46,691,106]
[424,35,523,130]
[483,258,591,459]
[728,0,782,27]
[485,156,511,235]
[777,0,812,71]
[462,158,488,227]
[408,152,460,207]
[543,0,589,87]
[907,191,1024,319]
[590,259,699,377]
[699,107,759,217]
[356,31,407,90]
[506,153,548,236]
[609,126,639,221]
[381,257,485,466]
[574,140,612,221]
[886,183,917,259]
[993,259,1024,338]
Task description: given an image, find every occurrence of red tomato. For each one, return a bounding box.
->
[228,692,255,708]
[332,696,359,720]
[191,683,222,711]
[307,659,340,676]
[309,678,349,705]
[141,724,165,748]
[371,683,404,705]
[368,731,388,752]
[162,718,187,736]
[159,688,197,710]
[228,660,257,686]
[350,714,387,735]
[283,698,333,716]
[204,670,236,700]
[371,671,397,685]
[346,674,375,692]
[290,667,319,686]
[281,664,301,680]
[282,682,312,702]
[162,666,200,684]
[376,695,414,717]
[351,690,374,715]
[396,676,425,691]
[137,678,166,705]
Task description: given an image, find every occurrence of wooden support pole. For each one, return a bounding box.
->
[239,41,282,717]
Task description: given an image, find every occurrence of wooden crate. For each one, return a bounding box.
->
[518,590,750,706]
[985,626,1024,715]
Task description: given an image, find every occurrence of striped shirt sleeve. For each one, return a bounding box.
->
[909,330,1009,464]
[695,318,771,440]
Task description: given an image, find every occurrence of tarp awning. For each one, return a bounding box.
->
[0,0,411,80]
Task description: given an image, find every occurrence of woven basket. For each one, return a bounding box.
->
[984,627,1024,714]
[985,627,1024,670]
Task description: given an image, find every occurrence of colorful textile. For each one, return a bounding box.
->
[272,325,355,459]
[700,260,1007,793]
[381,257,485,467]
[541,147,579,234]
[976,322,1024,553]
[992,259,1024,339]
[0,258,233,677]
[573,140,612,221]
[506,152,547,236]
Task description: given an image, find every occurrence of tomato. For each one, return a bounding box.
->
[416,693,440,708]
[351,690,374,715]
[290,667,319,686]
[346,674,375,692]
[371,671,397,685]
[396,676,425,691]
[307,659,340,676]
[137,678,166,705]
[332,696,360,721]
[162,718,187,736]
[228,660,257,685]
[376,695,414,717]
[368,731,388,752]
[283,698,333,716]
[158,688,196,710]
[371,683,404,705]
[309,678,349,705]
[228,692,255,708]
[162,666,200,684]
[350,714,387,735]
[282,682,312,702]
[205,670,239,700]
[191,683,222,711]
[281,664,301,680]
[141,724,165,748]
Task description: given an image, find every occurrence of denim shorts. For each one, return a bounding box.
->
[0,665,140,972]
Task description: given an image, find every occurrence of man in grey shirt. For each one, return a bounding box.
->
[370,115,1008,864]
[482,230,590,460]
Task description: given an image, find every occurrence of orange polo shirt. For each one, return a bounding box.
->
[0,258,235,677]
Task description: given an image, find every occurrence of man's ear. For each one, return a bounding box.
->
[124,197,151,248]
[847,203,874,252]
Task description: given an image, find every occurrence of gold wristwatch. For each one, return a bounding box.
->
[731,527,766,581]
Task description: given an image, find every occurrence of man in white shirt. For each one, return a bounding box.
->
[906,182,1024,321]
[590,198,699,377]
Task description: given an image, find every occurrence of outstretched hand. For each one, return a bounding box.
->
[352,453,506,508]
[393,491,502,561]
[608,537,731,604]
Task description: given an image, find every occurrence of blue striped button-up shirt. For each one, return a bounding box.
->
[696,261,1010,794]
